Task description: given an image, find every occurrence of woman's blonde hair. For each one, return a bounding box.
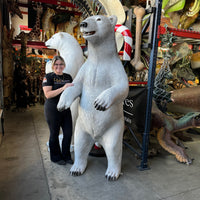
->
[51,55,65,71]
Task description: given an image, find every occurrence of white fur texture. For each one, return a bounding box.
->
[57,15,129,180]
[45,60,53,74]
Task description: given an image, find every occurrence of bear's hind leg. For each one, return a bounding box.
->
[100,121,124,181]
[70,125,94,176]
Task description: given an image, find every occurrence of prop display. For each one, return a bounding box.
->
[5,0,200,171]
[57,15,129,180]
[15,3,43,41]
[98,0,126,24]
[167,86,200,114]
[41,7,55,41]
[114,24,132,61]
[56,16,78,35]
[130,6,146,71]
[191,52,200,69]
[152,101,200,164]
[8,0,23,19]
[27,3,43,41]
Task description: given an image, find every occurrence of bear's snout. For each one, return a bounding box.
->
[80,22,87,28]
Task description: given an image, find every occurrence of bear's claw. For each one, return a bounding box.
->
[57,101,70,112]
[70,171,82,176]
[105,169,120,181]
[105,175,117,181]
[94,103,106,111]
[70,164,86,176]
[57,106,65,112]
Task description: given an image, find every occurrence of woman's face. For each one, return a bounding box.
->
[53,59,65,75]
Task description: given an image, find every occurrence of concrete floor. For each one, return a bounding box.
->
[1,104,200,200]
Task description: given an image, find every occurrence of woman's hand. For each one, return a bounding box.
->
[62,83,74,90]
[43,83,74,99]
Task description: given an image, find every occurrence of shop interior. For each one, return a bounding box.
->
[0,0,200,199]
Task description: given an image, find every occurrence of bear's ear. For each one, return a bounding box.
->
[109,15,118,27]
[59,32,64,38]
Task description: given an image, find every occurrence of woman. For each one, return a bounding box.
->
[42,55,74,165]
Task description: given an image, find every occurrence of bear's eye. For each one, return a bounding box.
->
[96,18,101,21]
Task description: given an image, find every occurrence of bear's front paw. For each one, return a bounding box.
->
[94,92,112,111]
[57,99,70,111]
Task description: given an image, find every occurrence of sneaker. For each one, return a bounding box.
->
[65,159,73,164]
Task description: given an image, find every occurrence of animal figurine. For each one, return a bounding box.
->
[8,0,23,19]
[152,101,200,164]
[153,59,173,112]
[172,64,196,89]
[41,7,55,41]
[56,16,79,35]
[57,15,129,180]
[167,86,200,114]
[27,3,43,41]
[15,3,43,41]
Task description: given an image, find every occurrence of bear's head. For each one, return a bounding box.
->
[45,32,76,50]
[45,32,63,49]
[80,15,117,43]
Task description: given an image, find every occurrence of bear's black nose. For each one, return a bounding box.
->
[80,22,87,28]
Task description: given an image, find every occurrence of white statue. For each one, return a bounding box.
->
[45,60,52,74]
[57,15,129,180]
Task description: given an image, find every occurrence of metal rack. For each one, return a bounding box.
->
[123,0,163,170]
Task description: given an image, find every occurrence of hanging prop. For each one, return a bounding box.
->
[114,24,132,61]
[130,6,146,71]
[98,0,126,24]
[162,0,186,17]
[153,24,176,112]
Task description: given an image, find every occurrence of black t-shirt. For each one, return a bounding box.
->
[42,72,73,104]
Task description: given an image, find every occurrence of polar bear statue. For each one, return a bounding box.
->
[57,15,129,180]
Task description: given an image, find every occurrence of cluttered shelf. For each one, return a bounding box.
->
[158,26,200,43]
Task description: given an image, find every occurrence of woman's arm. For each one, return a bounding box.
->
[43,83,74,99]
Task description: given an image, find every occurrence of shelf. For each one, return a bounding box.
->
[12,40,47,49]
[28,0,77,8]
[129,81,147,86]
[158,26,200,40]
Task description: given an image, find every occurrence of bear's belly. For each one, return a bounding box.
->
[78,89,124,139]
